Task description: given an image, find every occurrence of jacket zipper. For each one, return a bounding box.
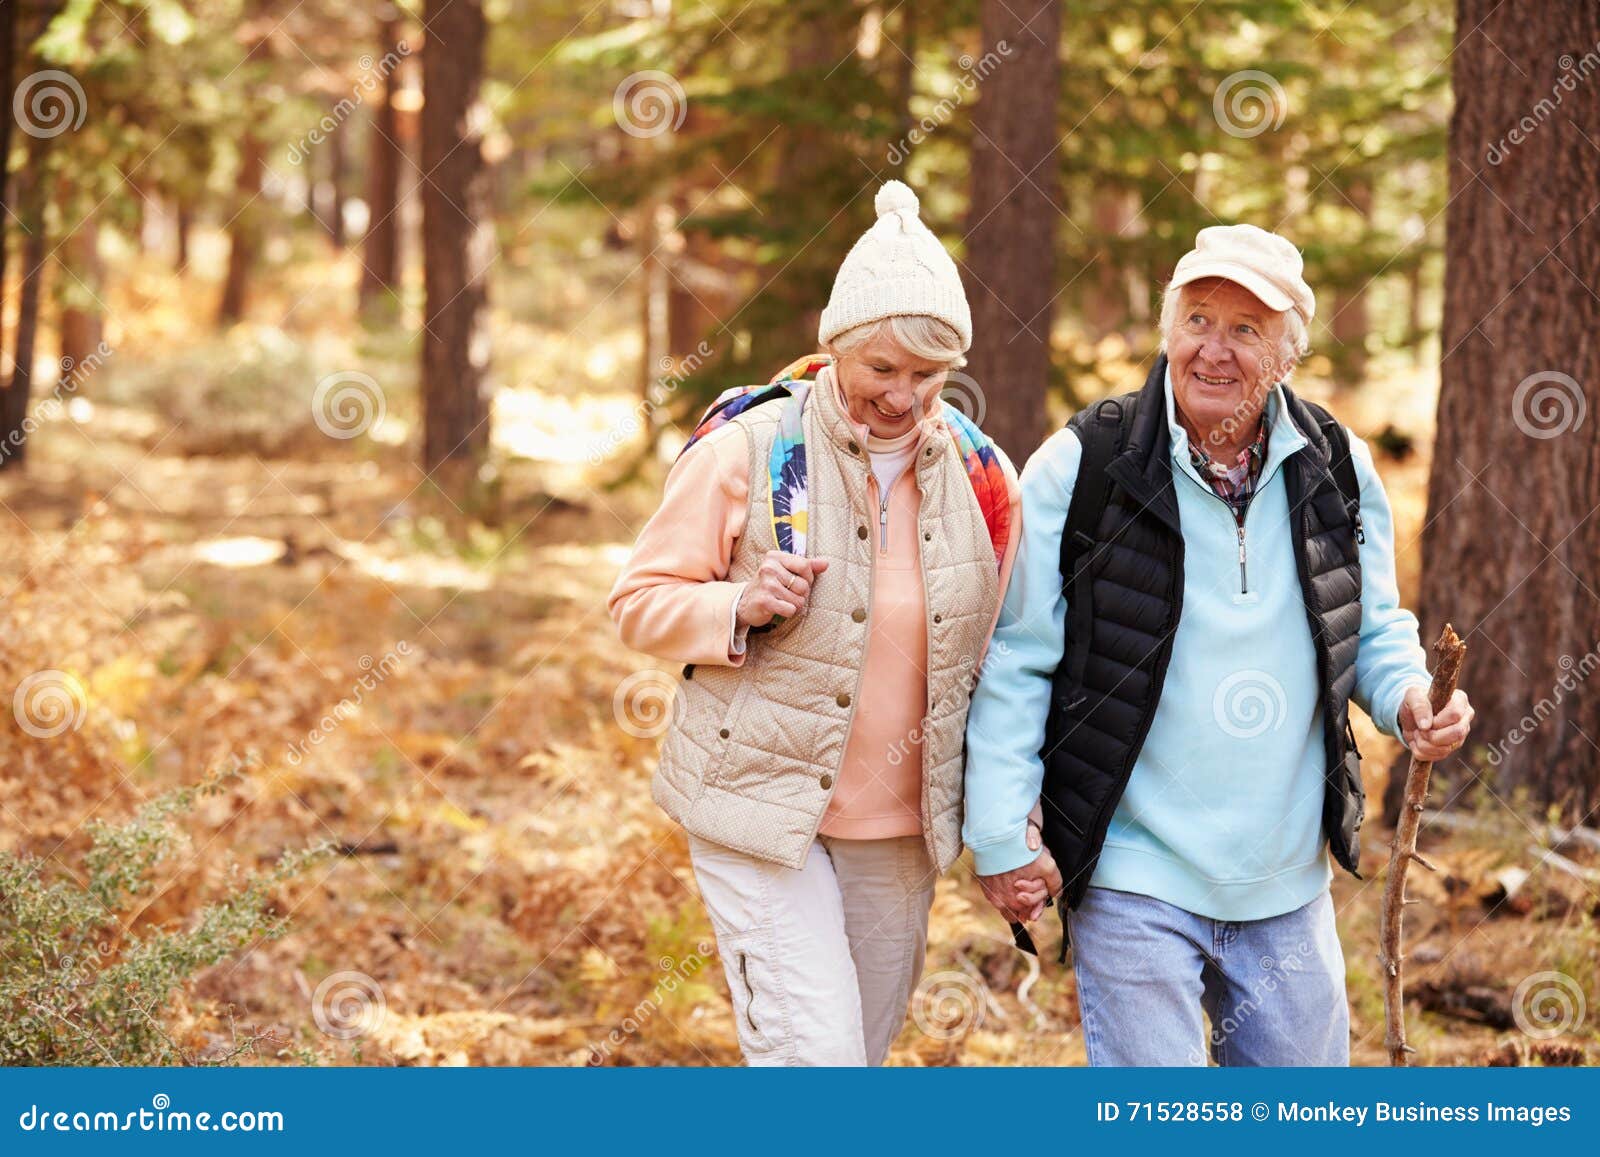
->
[879,484,891,553]
[1179,456,1288,596]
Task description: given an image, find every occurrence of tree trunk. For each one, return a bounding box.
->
[0,0,15,366]
[58,213,103,381]
[962,0,1061,463]
[175,197,192,273]
[419,0,491,472]
[1,134,50,470]
[1330,179,1372,389]
[359,7,404,310]
[1421,1,1600,820]
[217,132,263,324]
[323,119,347,248]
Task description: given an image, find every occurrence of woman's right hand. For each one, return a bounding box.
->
[735,551,830,627]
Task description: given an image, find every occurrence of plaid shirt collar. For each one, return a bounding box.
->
[1187,413,1270,515]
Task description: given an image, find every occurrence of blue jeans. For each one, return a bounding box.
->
[1068,886,1349,1066]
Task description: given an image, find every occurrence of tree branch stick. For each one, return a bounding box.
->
[1380,623,1467,1066]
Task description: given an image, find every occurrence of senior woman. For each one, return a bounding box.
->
[608,181,1022,1066]
[963,223,1474,1065]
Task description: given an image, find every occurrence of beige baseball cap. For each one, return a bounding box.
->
[1169,224,1315,324]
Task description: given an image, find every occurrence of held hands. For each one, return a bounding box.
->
[735,551,829,628]
[1398,685,1475,762]
[977,802,1063,924]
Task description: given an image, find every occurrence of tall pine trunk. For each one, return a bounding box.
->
[962,0,1061,463]
[0,0,14,360]
[419,0,491,472]
[2,133,49,470]
[217,132,263,324]
[359,7,404,311]
[1421,1,1600,820]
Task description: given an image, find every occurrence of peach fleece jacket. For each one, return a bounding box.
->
[609,371,1022,839]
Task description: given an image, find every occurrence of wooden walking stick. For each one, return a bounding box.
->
[1379,623,1468,1066]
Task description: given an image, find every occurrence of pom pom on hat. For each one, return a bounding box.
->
[874,180,920,219]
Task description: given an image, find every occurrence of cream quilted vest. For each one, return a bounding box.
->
[653,369,999,873]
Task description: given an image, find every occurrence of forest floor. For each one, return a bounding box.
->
[1,237,1596,1066]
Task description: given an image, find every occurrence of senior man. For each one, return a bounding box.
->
[963,224,1474,1066]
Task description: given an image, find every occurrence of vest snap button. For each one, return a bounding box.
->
[836,692,851,708]
[819,774,833,790]
[718,727,730,739]
[847,440,859,455]
[857,526,869,540]
[933,613,943,624]
[923,531,932,541]
[851,608,866,623]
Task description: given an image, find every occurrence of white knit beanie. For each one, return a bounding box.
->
[817,180,972,351]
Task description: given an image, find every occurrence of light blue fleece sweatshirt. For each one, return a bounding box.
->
[962,368,1432,920]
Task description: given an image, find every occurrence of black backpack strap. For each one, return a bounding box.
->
[1309,404,1365,545]
[1059,395,1137,694]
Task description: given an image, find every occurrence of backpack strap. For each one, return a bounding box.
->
[1059,395,1137,695]
[1307,403,1365,545]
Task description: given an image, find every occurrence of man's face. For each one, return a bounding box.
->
[1167,278,1289,441]
[834,333,950,439]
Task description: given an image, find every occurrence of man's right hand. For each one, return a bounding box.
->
[735,551,829,628]
[978,846,1063,925]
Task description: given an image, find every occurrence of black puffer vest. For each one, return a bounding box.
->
[1042,356,1366,910]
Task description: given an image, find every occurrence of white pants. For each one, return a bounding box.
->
[687,832,937,1066]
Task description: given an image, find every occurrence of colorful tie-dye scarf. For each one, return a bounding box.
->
[680,355,1010,569]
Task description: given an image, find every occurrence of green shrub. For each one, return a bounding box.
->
[0,768,332,1065]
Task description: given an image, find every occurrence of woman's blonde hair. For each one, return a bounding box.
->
[823,315,968,370]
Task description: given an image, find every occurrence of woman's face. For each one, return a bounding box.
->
[833,332,951,440]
